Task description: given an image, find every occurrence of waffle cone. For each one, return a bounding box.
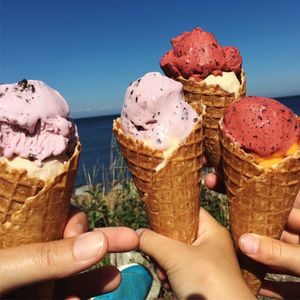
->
[0,142,81,299]
[113,103,205,244]
[176,70,246,170]
[220,130,300,295]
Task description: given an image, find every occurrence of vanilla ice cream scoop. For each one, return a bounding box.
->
[121,72,200,150]
[0,79,77,163]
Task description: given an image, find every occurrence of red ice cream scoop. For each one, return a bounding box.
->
[222,96,300,157]
[160,27,242,81]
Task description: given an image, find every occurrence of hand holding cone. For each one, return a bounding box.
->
[220,97,300,295]
[0,80,81,299]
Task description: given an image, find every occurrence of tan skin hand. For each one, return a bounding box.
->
[138,208,255,300]
[239,192,300,300]
[205,171,300,299]
[0,207,139,299]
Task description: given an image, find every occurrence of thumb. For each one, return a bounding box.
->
[239,233,300,275]
[137,229,188,271]
[1,231,108,294]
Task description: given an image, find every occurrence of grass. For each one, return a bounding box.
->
[73,136,149,230]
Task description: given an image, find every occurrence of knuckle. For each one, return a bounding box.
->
[139,229,153,246]
[263,238,282,263]
[35,242,59,275]
[217,226,231,242]
[219,225,230,237]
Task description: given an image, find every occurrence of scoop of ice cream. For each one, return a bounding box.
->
[202,72,241,96]
[160,27,242,81]
[121,72,199,150]
[0,79,77,163]
[1,154,67,180]
[222,96,300,157]
[223,46,242,73]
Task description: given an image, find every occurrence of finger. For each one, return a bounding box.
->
[64,205,88,238]
[285,208,300,234]
[260,279,300,299]
[204,173,226,194]
[94,227,139,252]
[239,233,300,275]
[203,155,209,167]
[156,264,167,281]
[196,207,225,239]
[138,208,222,263]
[162,280,171,290]
[55,265,121,299]
[281,230,300,244]
[138,208,223,270]
[293,190,300,208]
[0,231,108,294]
[137,228,188,271]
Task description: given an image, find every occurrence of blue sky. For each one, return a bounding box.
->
[1,0,300,118]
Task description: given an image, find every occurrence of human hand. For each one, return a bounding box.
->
[239,190,300,299]
[138,208,255,300]
[204,168,300,299]
[204,171,226,194]
[0,206,139,299]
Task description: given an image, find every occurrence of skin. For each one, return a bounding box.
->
[138,208,255,300]
[0,206,139,299]
[205,172,300,299]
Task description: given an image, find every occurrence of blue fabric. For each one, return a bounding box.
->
[93,264,153,300]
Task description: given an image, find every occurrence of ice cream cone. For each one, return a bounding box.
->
[0,142,81,247]
[113,103,205,244]
[177,69,246,170]
[220,130,300,295]
[0,142,81,299]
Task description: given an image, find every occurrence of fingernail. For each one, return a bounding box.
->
[67,224,85,238]
[239,233,260,255]
[73,232,104,261]
[136,228,146,236]
[75,223,85,235]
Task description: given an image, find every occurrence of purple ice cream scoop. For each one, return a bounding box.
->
[121,72,199,150]
[0,79,77,163]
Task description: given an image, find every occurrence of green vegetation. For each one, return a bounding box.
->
[73,136,150,230]
[74,175,229,231]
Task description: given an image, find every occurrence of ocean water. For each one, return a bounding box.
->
[74,95,300,187]
[74,114,119,187]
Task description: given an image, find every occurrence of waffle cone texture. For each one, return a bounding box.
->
[0,142,81,249]
[220,130,300,295]
[176,70,246,170]
[113,103,205,244]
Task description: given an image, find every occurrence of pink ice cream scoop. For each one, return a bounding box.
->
[222,96,300,157]
[0,79,77,163]
[160,27,242,81]
[223,46,242,73]
[121,72,199,150]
